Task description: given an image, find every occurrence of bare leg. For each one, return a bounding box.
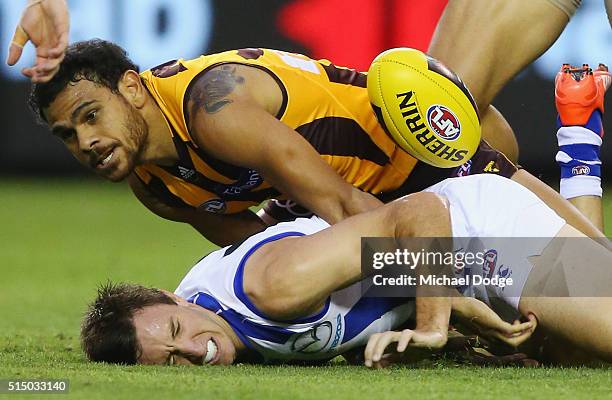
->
[428,0,568,111]
[519,224,612,364]
[428,0,569,160]
[510,169,607,241]
[569,196,604,231]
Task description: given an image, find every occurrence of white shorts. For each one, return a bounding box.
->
[425,175,566,311]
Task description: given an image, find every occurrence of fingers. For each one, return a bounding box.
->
[498,313,538,347]
[482,316,535,347]
[491,329,533,347]
[364,330,413,368]
[364,333,382,368]
[487,319,534,347]
[48,28,69,59]
[396,329,414,352]
[11,24,29,48]
[6,0,69,81]
[6,24,63,82]
[458,297,536,347]
[371,332,395,363]
[36,54,63,73]
[7,43,25,66]
[464,297,534,335]
[19,60,62,83]
[498,319,534,335]
[30,65,61,83]
[48,0,71,58]
[371,353,393,369]
[22,66,36,79]
[20,45,64,82]
[6,25,29,66]
[524,313,538,335]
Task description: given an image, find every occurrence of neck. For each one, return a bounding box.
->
[138,92,178,166]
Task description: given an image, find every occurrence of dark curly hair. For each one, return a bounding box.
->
[81,282,176,365]
[28,39,139,123]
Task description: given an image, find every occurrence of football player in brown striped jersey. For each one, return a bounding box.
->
[30,40,604,246]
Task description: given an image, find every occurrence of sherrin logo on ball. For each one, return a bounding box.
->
[367,48,481,168]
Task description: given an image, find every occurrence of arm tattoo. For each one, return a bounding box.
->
[190,64,245,115]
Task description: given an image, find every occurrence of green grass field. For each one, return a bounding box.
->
[1,179,612,400]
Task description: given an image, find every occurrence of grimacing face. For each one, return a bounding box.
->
[44,78,148,182]
[132,297,238,366]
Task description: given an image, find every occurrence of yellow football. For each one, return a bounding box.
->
[367,48,481,168]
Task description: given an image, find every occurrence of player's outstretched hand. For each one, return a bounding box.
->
[6,0,69,83]
[451,296,536,348]
[364,328,447,368]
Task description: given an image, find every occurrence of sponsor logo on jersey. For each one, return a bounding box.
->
[498,264,512,279]
[483,161,500,173]
[199,199,227,214]
[456,160,473,177]
[396,91,468,162]
[241,170,263,189]
[571,165,591,176]
[497,264,512,292]
[178,166,196,180]
[329,314,343,350]
[426,105,461,141]
[292,322,333,353]
[222,170,263,196]
[483,249,498,279]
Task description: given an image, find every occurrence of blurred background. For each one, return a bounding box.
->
[0,0,611,179]
[0,2,611,378]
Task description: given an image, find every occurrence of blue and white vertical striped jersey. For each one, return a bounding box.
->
[174,217,415,363]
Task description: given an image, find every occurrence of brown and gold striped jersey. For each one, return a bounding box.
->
[135,48,514,214]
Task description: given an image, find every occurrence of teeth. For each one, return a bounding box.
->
[204,339,217,364]
[101,152,113,166]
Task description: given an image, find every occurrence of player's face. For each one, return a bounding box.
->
[132,302,237,366]
[44,80,148,182]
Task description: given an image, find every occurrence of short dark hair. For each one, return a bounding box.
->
[81,282,176,365]
[28,39,139,123]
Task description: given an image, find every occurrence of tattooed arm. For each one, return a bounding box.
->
[184,63,382,224]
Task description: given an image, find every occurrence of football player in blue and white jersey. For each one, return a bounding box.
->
[80,173,612,367]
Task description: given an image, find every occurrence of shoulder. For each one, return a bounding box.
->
[184,63,284,129]
[186,64,248,116]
